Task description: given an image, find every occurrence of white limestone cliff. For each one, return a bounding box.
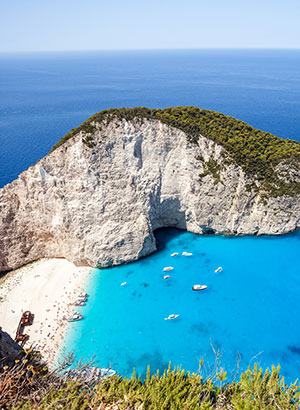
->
[0,118,299,272]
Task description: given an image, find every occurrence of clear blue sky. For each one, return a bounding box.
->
[1,0,299,52]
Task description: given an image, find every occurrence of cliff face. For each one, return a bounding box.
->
[0,117,300,272]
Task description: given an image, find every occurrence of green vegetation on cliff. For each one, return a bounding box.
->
[51,106,300,197]
[1,357,299,410]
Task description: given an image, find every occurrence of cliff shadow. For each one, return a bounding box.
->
[152,197,187,230]
[154,228,185,252]
[151,197,187,252]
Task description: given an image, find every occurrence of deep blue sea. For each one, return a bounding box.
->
[1,49,300,381]
[1,49,300,188]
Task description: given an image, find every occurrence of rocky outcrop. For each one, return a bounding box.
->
[0,327,21,366]
[0,117,300,272]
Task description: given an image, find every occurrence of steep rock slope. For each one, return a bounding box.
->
[0,108,300,271]
[0,327,21,366]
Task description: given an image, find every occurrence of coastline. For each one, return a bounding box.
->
[0,258,91,367]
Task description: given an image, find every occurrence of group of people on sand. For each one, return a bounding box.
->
[24,268,88,366]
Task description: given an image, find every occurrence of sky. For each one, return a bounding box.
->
[0,0,299,52]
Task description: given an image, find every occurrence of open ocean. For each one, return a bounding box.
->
[1,49,300,381]
[1,49,300,188]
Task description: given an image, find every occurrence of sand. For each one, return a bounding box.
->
[0,258,91,367]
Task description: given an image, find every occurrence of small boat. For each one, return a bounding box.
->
[163,266,174,272]
[170,252,179,257]
[164,314,179,320]
[73,301,86,306]
[76,296,87,302]
[120,282,127,286]
[65,367,116,381]
[66,313,83,322]
[163,275,170,280]
[215,267,222,273]
[97,368,116,378]
[182,252,192,256]
[192,284,207,291]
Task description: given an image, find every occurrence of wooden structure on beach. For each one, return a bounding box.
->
[15,311,33,347]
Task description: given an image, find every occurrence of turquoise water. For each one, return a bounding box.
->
[58,228,300,382]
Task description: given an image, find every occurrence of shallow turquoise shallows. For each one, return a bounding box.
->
[58,228,300,382]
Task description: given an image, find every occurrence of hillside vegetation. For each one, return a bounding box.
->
[51,106,300,197]
[1,355,299,410]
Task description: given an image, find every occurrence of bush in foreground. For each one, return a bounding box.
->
[0,354,299,410]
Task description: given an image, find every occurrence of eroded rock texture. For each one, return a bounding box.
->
[0,118,299,271]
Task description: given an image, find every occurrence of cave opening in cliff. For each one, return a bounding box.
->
[153,224,217,253]
[200,225,216,235]
[153,227,186,252]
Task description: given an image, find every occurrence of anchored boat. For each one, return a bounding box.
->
[73,300,86,306]
[66,312,83,322]
[76,296,87,302]
[164,314,179,320]
[64,367,116,384]
[192,284,207,291]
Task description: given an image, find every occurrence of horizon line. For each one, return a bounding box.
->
[1,46,300,54]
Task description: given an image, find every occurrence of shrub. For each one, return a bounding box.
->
[50,106,300,197]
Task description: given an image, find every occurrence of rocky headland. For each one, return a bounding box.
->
[1,106,300,272]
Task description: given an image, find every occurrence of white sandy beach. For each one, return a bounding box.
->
[0,258,90,367]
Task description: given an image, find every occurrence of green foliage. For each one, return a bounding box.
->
[82,134,96,148]
[232,364,300,410]
[51,123,97,152]
[3,361,300,410]
[50,106,300,197]
[199,158,223,185]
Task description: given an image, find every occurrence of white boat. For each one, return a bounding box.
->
[215,267,222,273]
[182,252,192,256]
[73,300,86,306]
[93,367,116,379]
[192,284,207,291]
[163,275,170,280]
[120,281,127,286]
[163,266,174,272]
[65,367,116,381]
[170,252,179,256]
[76,296,87,302]
[66,313,83,322]
[164,314,179,320]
